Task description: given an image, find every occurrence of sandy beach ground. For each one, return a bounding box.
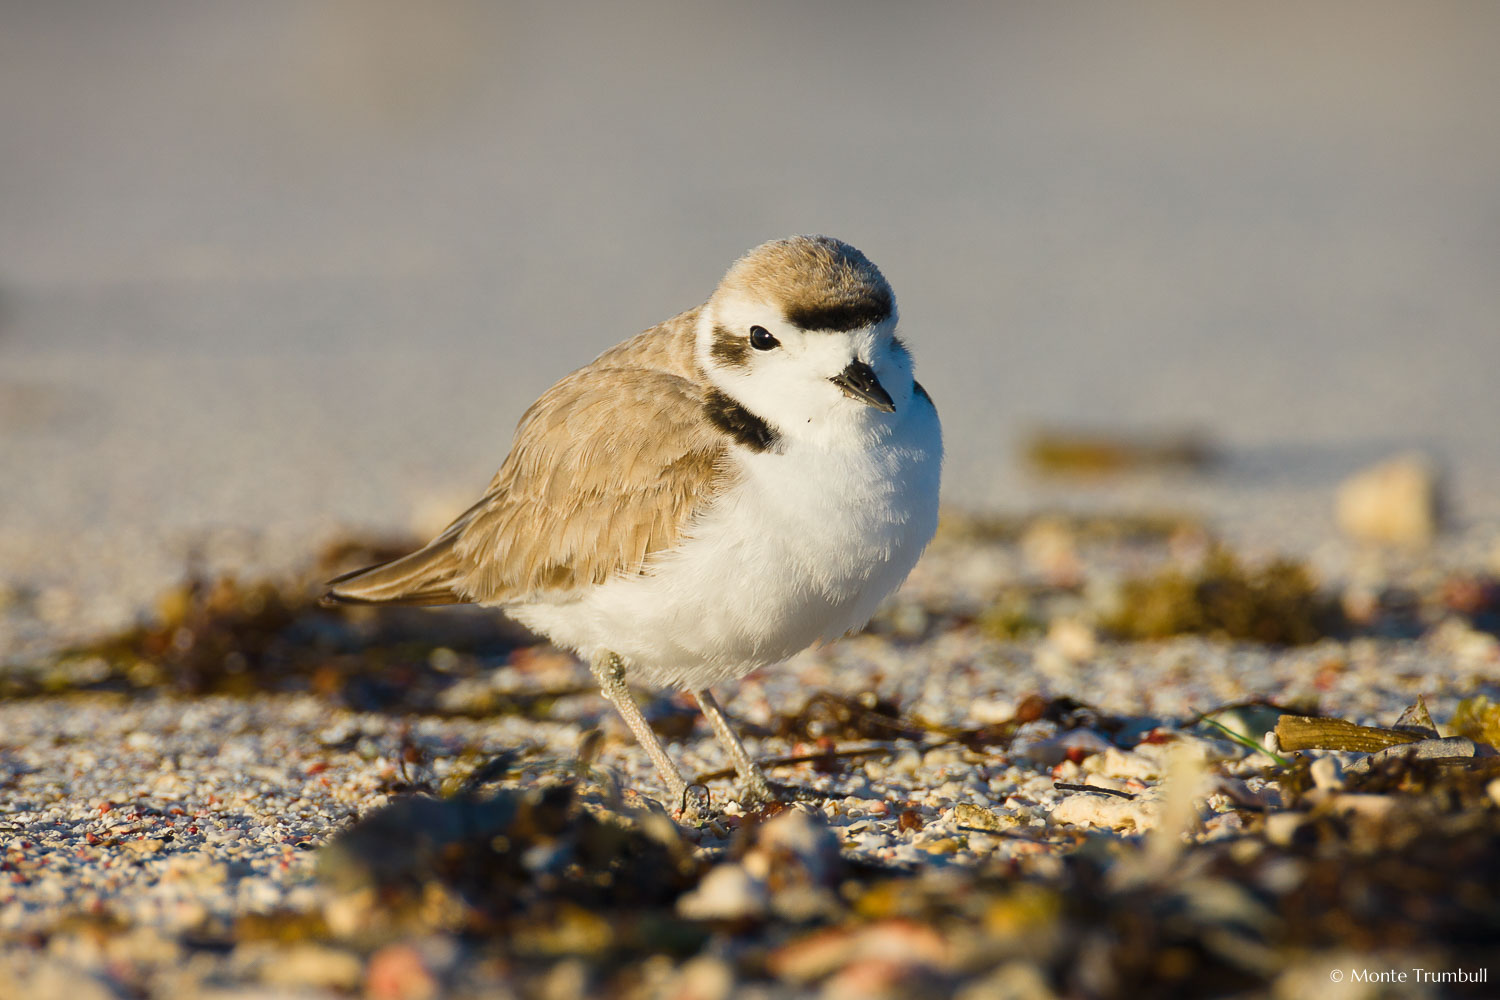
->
[2,3,1500,997]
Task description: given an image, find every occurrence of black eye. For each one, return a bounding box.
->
[749,325,779,351]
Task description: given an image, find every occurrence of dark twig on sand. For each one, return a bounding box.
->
[1053,781,1136,800]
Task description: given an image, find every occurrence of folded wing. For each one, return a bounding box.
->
[324,367,733,607]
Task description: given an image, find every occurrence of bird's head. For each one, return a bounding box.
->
[696,235,914,442]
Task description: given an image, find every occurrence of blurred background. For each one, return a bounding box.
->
[2,0,1498,656]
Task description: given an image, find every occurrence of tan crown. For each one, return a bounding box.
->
[713,235,894,332]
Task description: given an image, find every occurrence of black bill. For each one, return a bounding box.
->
[830,360,896,412]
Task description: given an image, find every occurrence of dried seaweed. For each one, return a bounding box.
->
[1103,549,1340,645]
[1274,715,1423,753]
[976,583,1056,640]
[1449,694,1500,748]
[276,775,1500,1000]
[957,693,1122,752]
[318,782,705,938]
[935,509,1204,545]
[692,746,894,786]
[1021,428,1216,476]
[766,690,1120,760]
[1,543,562,714]
[772,691,927,743]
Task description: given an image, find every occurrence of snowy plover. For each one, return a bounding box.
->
[326,235,942,817]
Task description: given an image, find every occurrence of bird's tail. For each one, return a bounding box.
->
[322,534,467,607]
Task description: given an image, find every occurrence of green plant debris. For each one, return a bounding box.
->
[1195,713,1292,767]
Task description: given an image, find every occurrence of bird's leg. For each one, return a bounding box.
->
[692,687,776,806]
[591,653,706,821]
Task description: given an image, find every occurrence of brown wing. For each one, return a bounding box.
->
[452,365,733,601]
[324,363,733,607]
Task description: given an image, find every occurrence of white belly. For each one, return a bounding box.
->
[509,397,942,688]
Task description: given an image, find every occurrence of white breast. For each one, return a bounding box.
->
[509,393,942,688]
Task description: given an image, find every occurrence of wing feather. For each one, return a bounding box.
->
[454,366,733,601]
[325,311,731,608]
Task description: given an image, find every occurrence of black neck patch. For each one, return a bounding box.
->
[784,290,893,333]
[704,389,778,453]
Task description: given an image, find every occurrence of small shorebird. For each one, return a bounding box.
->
[326,235,942,818]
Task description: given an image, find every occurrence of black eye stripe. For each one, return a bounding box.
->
[749,325,779,351]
